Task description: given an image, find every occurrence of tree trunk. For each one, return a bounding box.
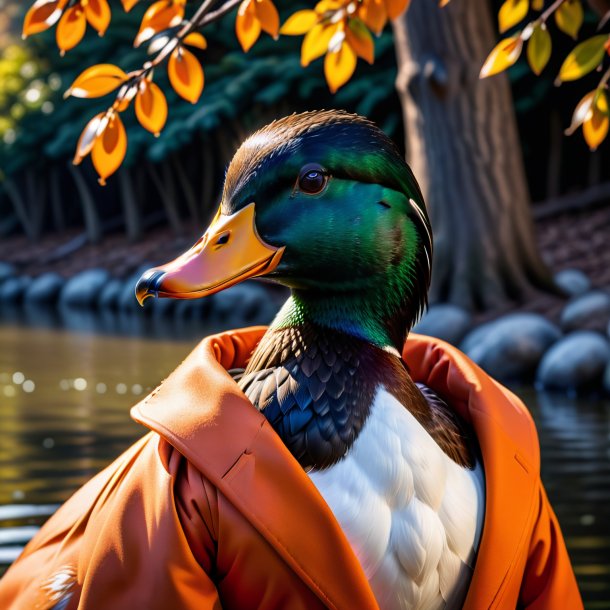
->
[392,0,557,310]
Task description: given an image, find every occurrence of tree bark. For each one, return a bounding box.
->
[392,0,557,310]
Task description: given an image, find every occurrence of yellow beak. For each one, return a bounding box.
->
[135,203,284,306]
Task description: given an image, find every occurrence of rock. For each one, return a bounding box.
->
[24,273,63,305]
[0,262,16,283]
[604,361,610,396]
[0,276,32,303]
[460,313,561,382]
[554,269,591,297]
[412,304,472,345]
[59,269,110,308]
[560,290,610,334]
[99,279,123,310]
[208,282,279,328]
[537,331,610,391]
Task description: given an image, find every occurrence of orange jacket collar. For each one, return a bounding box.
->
[132,328,540,610]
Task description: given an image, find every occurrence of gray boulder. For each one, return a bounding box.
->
[208,282,279,328]
[0,262,16,284]
[604,361,610,395]
[537,331,610,391]
[24,273,63,305]
[460,313,561,382]
[554,269,591,297]
[412,304,472,345]
[59,269,110,308]
[99,278,123,310]
[0,276,32,303]
[560,290,610,334]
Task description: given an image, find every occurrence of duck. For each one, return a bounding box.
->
[135,109,485,610]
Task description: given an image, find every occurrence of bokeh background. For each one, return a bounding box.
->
[1,0,609,607]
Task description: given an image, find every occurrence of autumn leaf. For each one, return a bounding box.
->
[56,5,87,54]
[66,64,128,99]
[134,0,185,47]
[84,0,111,36]
[122,0,139,11]
[183,32,207,49]
[255,0,280,38]
[324,39,357,92]
[346,18,374,64]
[531,0,543,10]
[557,35,608,82]
[168,47,204,103]
[135,81,168,135]
[565,90,595,135]
[301,23,337,66]
[91,114,128,185]
[74,112,107,165]
[358,0,387,36]
[554,0,583,40]
[280,10,318,35]
[498,0,529,33]
[23,0,68,37]
[527,24,551,75]
[236,0,261,52]
[480,35,523,78]
[385,0,409,20]
[583,90,609,150]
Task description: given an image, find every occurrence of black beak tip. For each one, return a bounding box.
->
[135,269,166,307]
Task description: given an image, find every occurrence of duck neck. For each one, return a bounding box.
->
[271,288,410,353]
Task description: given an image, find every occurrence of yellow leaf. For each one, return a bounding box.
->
[168,47,204,103]
[301,23,337,66]
[555,0,583,40]
[346,18,374,64]
[66,63,128,98]
[134,0,184,47]
[122,0,139,11]
[236,0,261,52]
[531,0,543,9]
[358,0,387,35]
[314,0,344,14]
[565,90,595,135]
[92,114,127,185]
[56,5,87,54]
[255,0,279,37]
[324,41,357,93]
[135,81,168,135]
[23,0,68,37]
[280,9,318,35]
[558,34,608,82]
[183,32,207,49]
[498,0,529,33]
[583,92,609,150]
[527,24,551,75]
[385,0,409,20]
[480,36,523,78]
[73,111,106,164]
[84,0,111,35]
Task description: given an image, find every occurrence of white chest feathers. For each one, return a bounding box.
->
[308,388,485,610]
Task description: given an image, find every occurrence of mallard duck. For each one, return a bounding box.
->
[136,110,485,610]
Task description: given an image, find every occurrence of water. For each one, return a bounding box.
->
[0,321,609,607]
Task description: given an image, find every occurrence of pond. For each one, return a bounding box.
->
[0,318,609,608]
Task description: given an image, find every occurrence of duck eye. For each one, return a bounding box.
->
[298,167,328,195]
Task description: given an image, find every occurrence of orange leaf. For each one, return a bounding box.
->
[280,10,318,35]
[23,0,68,37]
[66,63,128,98]
[324,41,357,93]
[565,90,595,135]
[236,0,261,52]
[583,91,609,150]
[73,112,106,165]
[479,35,523,78]
[301,23,337,66]
[135,81,168,135]
[122,0,139,11]
[183,31,207,49]
[358,0,387,35]
[255,0,279,37]
[346,18,374,64]
[385,0,409,20]
[135,0,185,47]
[168,47,204,103]
[92,114,127,185]
[84,0,111,35]
[56,5,87,54]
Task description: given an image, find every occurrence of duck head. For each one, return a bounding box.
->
[136,110,432,350]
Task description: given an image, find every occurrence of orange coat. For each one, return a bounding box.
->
[0,328,582,610]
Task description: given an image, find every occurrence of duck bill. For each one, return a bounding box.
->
[135,203,284,306]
